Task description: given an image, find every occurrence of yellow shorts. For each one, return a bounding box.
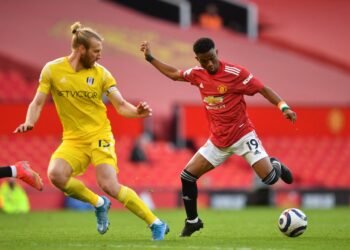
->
[51,133,118,176]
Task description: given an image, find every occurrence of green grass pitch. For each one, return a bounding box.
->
[0,207,349,250]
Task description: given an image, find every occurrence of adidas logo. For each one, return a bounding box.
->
[60,77,67,84]
[182,196,191,201]
[254,150,261,155]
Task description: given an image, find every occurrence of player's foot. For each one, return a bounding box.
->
[150,221,170,240]
[270,157,293,184]
[95,196,111,234]
[15,161,43,191]
[179,218,204,237]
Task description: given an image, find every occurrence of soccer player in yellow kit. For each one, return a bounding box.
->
[14,22,169,240]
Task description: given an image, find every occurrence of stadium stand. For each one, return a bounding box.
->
[0,0,349,114]
[1,133,349,190]
[0,70,37,103]
[251,0,350,73]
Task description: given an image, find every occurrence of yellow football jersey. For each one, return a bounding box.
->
[38,57,116,141]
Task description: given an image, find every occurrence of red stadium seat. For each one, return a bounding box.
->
[1,135,349,189]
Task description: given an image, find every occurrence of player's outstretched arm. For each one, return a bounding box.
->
[140,41,185,81]
[108,88,152,118]
[14,92,48,133]
[259,86,297,123]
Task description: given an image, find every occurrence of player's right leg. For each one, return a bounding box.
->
[48,158,110,234]
[94,195,111,234]
[49,141,111,234]
[47,158,94,202]
[180,145,222,237]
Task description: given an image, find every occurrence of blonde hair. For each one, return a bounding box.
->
[70,22,103,49]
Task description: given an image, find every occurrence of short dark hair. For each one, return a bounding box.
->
[193,37,215,54]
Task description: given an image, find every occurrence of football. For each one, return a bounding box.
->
[278,208,308,237]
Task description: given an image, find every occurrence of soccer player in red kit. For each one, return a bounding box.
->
[140,37,297,237]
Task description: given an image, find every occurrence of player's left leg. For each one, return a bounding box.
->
[252,157,280,184]
[270,157,293,184]
[179,153,213,237]
[93,134,169,240]
[95,164,169,240]
[240,132,293,185]
[249,156,294,185]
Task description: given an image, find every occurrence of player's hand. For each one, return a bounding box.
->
[283,109,297,124]
[140,41,152,57]
[14,122,34,133]
[136,101,152,118]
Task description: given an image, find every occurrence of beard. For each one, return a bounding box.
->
[80,54,94,69]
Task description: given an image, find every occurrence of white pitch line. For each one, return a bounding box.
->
[32,242,288,250]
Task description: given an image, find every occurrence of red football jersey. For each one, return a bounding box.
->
[180,61,264,147]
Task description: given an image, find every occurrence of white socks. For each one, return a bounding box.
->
[151,218,162,226]
[10,165,17,177]
[95,196,105,207]
[187,217,199,223]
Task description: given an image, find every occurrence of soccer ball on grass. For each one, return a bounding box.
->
[278,208,307,237]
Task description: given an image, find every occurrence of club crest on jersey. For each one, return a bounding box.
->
[217,84,227,94]
[86,77,94,86]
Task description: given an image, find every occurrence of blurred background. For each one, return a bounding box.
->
[0,0,349,211]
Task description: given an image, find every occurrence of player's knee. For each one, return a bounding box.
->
[47,169,68,189]
[98,179,120,197]
[262,168,279,185]
[180,169,198,183]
